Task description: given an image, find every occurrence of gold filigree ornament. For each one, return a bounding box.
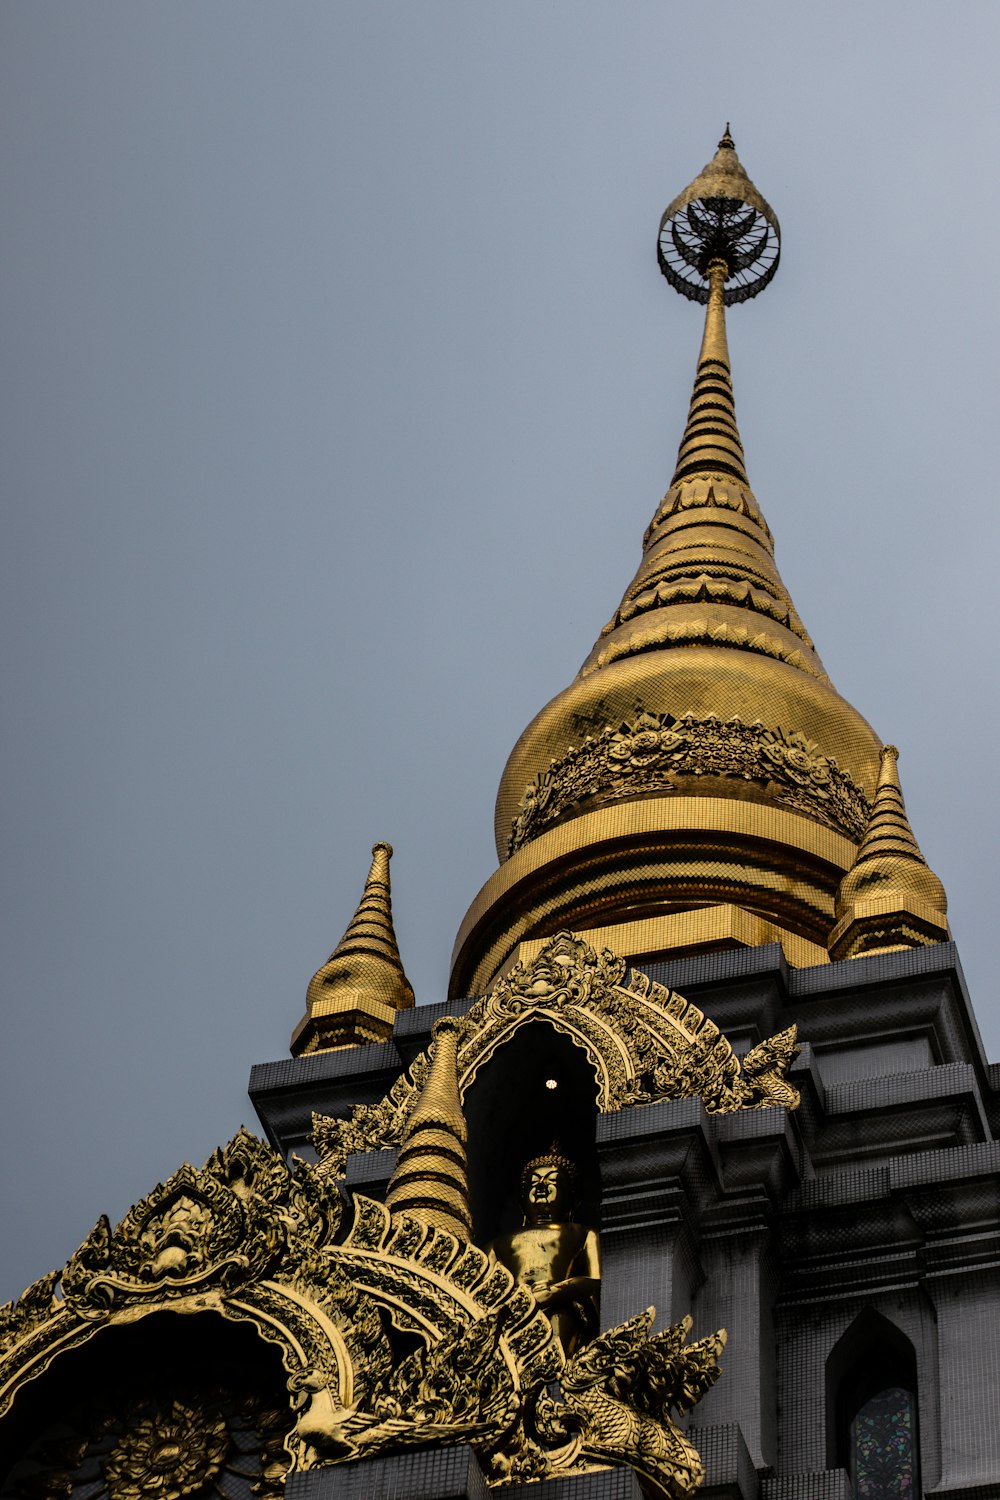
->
[313,932,800,1177]
[508,711,869,854]
[0,1118,727,1497]
[0,1130,357,1477]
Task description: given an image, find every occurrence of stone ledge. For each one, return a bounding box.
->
[761,1470,851,1500]
[927,1486,1000,1500]
[504,1466,642,1499]
[345,1145,397,1197]
[285,1445,487,1500]
[691,1420,759,1499]
[285,1452,646,1500]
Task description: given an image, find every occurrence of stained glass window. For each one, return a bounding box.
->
[849,1384,918,1500]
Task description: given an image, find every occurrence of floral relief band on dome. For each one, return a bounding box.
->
[508,711,870,854]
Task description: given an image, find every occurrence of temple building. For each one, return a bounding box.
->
[1,132,998,1500]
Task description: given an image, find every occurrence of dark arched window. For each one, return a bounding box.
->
[847,1378,919,1498]
[463,1020,600,1244]
[827,1310,920,1499]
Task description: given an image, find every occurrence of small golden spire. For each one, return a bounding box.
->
[385,1017,473,1241]
[579,133,822,682]
[290,842,415,1055]
[670,258,747,486]
[828,746,949,961]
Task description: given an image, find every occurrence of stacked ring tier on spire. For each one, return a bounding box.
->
[450,132,885,1000]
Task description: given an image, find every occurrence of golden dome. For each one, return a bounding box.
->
[450,134,884,999]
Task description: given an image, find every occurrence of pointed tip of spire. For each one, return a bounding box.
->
[828,745,948,961]
[290,840,415,1055]
[668,259,748,488]
[719,124,734,150]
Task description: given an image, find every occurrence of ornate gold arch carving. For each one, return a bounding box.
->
[0,1123,728,1498]
[0,1131,363,1467]
[313,931,800,1177]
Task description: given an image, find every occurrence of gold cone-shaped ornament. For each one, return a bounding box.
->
[828,746,948,960]
[292,841,414,1054]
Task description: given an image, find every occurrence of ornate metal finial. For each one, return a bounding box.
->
[658,128,780,304]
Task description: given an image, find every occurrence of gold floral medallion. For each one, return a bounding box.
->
[104,1400,229,1499]
[2,1386,288,1500]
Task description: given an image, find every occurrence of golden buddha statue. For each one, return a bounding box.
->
[489,1148,600,1355]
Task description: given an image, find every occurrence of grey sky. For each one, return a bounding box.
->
[3,3,999,1302]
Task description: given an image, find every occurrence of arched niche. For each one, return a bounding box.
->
[0,1310,292,1497]
[826,1307,920,1495]
[463,1018,600,1246]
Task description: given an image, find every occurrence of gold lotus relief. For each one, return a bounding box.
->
[104,1400,229,1500]
[642,476,774,546]
[605,573,813,647]
[1,1388,290,1500]
[508,711,869,854]
[584,618,830,682]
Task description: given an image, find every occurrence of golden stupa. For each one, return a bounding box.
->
[451,131,941,998]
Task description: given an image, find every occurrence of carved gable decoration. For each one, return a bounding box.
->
[313,932,800,1176]
[0,1127,726,1498]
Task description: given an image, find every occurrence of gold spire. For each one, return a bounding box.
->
[583,240,822,685]
[670,259,747,486]
[828,746,948,960]
[450,134,886,1000]
[290,842,415,1055]
[385,1017,473,1241]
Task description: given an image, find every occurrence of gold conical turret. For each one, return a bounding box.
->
[582,251,823,686]
[385,1017,473,1241]
[291,842,414,1055]
[828,746,948,961]
[450,132,884,1000]
[669,255,749,484]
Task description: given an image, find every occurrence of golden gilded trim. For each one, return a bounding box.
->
[604,566,812,647]
[459,795,858,999]
[508,711,869,854]
[644,473,773,547]
[1,1119,727,1498]
[313,932,799,1179]
[510,908,829,973]
[583,614,828,680]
